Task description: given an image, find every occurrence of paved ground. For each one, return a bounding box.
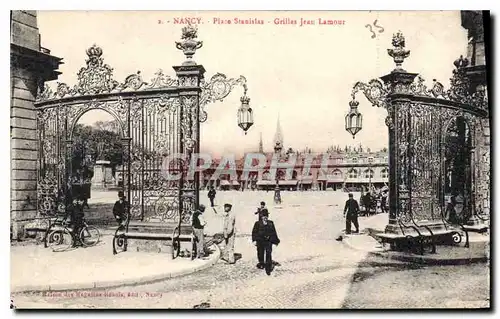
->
[11,235,219,293]
[11,191,490,309]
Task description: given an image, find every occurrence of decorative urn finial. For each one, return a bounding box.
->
[175,23,203,65]
[387,31,410,72]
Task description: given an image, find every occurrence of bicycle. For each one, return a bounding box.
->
[46,217,100,252]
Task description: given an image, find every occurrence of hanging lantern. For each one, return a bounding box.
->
[345,98,363,139]
[237,88,253,135]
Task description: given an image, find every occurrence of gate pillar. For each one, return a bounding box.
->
[173,63,206,222]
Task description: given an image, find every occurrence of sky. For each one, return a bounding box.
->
[37,11,468,157]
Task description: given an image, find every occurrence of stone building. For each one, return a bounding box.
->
[201,118,389,191]
[10,11,62,239]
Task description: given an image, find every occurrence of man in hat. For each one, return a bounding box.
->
[208,186,217,207]
[252,209,280,275]
[191,204,207,258]
[113,190,129,226]
[343,193,360,234]
[254,201,267,219]
[221,203,236,264]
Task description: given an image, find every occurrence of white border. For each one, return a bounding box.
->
[2,1,498,318]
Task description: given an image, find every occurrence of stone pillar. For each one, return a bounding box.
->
[173,63,205,222]
[10,11,62,239]
[461,11,490,224]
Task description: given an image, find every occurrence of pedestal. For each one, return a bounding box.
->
[91,160,112,189]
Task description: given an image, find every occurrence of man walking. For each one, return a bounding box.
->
[344,193,360,234]
[221,203,236,264]
[208,186,217,207]
[252,209,280,275]
[112,191,129,226]
[191,204,207,259]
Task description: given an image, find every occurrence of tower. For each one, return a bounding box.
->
[273,115,284,155]
[258,132,264,153]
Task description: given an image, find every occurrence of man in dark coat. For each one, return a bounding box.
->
[208,186,217,207]
[70,198,85,246]
[344,193,360,234]
[191,204,207,258]
[113,191,129,226]
[252,209,280,275]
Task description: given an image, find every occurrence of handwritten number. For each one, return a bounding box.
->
[366,20,385,39]
[373,19,384,33]
[365,24,376,39]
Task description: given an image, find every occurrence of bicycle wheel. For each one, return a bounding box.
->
[79,225,100,247]
[47,229,73,252]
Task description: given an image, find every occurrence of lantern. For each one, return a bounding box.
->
[345,98,363,139]
[237,91,254,135]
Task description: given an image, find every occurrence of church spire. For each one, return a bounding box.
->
[258,132,264,153]
[273,115,284,148]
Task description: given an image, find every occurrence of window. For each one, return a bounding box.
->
[348,169,358,179]
[351,157,358,164]
[381,168,388,178]
[364,169,374,178]
[367,157,374,164]
[330,169,342,178]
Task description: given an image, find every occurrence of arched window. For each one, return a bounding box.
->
[364,169,374,178]
[348,169,358,179]
[331,169,342,178]
[380,168,388,178]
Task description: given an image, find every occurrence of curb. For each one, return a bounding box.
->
[341,235,488,266]
[11,244,220,293]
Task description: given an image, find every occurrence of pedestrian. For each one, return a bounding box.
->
[71,198,85,244]
[208,186,217,207]
[221,203,236,264]
[363,191,372,215]
[191,204,207,258]
[380,191,388,214]
[252,209,280,275]
[112,190,129,226]
[254,201,267,219]
[343,193,360,234]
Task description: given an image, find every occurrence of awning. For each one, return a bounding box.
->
[257,180,276,186]
[220,180,231,186]
[299,180,313,184]
[326,179,344,183]
[279,180,298,186]
[232,181,240,186]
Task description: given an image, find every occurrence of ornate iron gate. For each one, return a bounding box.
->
[350,32,489,232]
[34,26,249,224]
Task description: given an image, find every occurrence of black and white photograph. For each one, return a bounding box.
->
[9,9,491,309]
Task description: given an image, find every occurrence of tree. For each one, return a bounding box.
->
[71,122,123,177]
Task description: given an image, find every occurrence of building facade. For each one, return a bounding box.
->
[201,119,389,191]
[11,11,62,239]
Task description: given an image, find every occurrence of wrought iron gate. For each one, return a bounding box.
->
[34,27,249,224]
[350,31,489,231]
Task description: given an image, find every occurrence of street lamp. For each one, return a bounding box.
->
[274,142,282,205]
[345,98,363,139]
[237,84,254,135]
[368,156,373,191]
